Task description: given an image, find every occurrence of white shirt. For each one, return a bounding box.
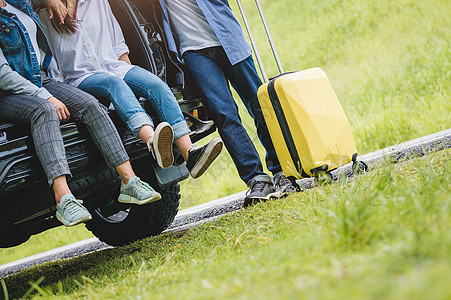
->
[4,3,41,64]
[164,0,220,55]
[39,0,133,87]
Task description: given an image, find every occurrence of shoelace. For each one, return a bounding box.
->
[276,176,298,193]
[246,181,269,196]
[187,143,198,153]
[276,176,292,188]
[130,177,153,197]
[61,198,85,215]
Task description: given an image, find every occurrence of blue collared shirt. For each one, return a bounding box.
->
[159,0,251,66]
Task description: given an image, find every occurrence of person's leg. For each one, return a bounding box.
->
[0,93,70,187]
[124,67,191,155]
[78,73,155,142]
[46,78,162,204]
[123,66,223,178]
[0,93,91,225]
[78,73,175,169]
[227,55,282,176]
[183,48,270,185]
[226,55,300,197]
[45,78,130,171]
[123,66,190,140]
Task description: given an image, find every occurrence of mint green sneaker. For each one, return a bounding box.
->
[56,194,92,227]
[118,176,161,205]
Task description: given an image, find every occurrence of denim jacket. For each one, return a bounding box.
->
[0,0,52,99]
[159,0,251,66]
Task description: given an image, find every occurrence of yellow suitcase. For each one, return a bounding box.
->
[236,0,359,179]
[257,68,358,178]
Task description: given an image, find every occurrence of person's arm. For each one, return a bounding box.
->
[103,0,130,61]
[32,0,67,25]
[118,53,131,65]
[0,49,52,100]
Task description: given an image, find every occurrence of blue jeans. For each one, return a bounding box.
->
[183,47,281,185]
[78,66,190,139]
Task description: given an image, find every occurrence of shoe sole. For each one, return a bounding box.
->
[118,193,162,205]
[243,196,271,207]
[56,211,92,227]
[268,189,300,199]
[267,191,285,199]
[153,123,174,169]
[244,190,301,207]
[190,138,223,179]
[269,183,302,199]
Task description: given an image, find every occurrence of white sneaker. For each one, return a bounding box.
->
[147,122,174,169]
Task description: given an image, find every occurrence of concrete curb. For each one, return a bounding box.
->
[1,128,450,278]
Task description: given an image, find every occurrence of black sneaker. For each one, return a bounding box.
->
[186,137,223,178]
[243,180,274,207]
[272,175,301,198]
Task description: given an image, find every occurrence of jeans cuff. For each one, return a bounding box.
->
[247,174,272,188]
[172,120,191,140]
[272,171,284,184]
[127,112,154,137]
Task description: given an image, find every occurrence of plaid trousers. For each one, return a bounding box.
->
[0,75,129,185]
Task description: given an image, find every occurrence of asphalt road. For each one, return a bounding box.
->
[1,128,450,278]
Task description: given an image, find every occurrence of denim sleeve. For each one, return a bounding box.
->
[0,49,52,100]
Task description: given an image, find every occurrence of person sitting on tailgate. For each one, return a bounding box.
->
[37,0,223,180]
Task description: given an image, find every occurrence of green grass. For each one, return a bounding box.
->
[2,149,451,299]
[1,0,450,294]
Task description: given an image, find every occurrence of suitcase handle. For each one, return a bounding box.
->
[235,0,284,82]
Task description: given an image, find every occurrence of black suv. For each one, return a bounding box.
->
[0,0,215,247]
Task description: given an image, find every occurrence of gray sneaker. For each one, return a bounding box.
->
[56,194,92,227]
[148,122,174,169]
[243,180,274,207]
[118,176,161,205]
[272,175,301,198]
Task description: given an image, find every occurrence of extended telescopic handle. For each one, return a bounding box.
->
[235,0,268,82]
[235,0,284,83]
[253,0,284,75]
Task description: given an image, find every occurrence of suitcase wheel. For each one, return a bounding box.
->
[352,161,368,175]
[314,171,333,186]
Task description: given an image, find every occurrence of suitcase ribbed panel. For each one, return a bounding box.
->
[267,80,308,177]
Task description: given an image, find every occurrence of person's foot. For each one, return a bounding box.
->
[118,176,161,205]
[272,174,301,198]
[148,122,174,169]
[243,180,274,207]
[186,137,223,179]
[56,194,92,227]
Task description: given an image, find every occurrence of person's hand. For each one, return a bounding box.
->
[118,53,132,65]
[46,0,68,25]
[47,96,71,122]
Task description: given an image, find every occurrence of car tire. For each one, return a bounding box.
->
[85,157,180,246]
